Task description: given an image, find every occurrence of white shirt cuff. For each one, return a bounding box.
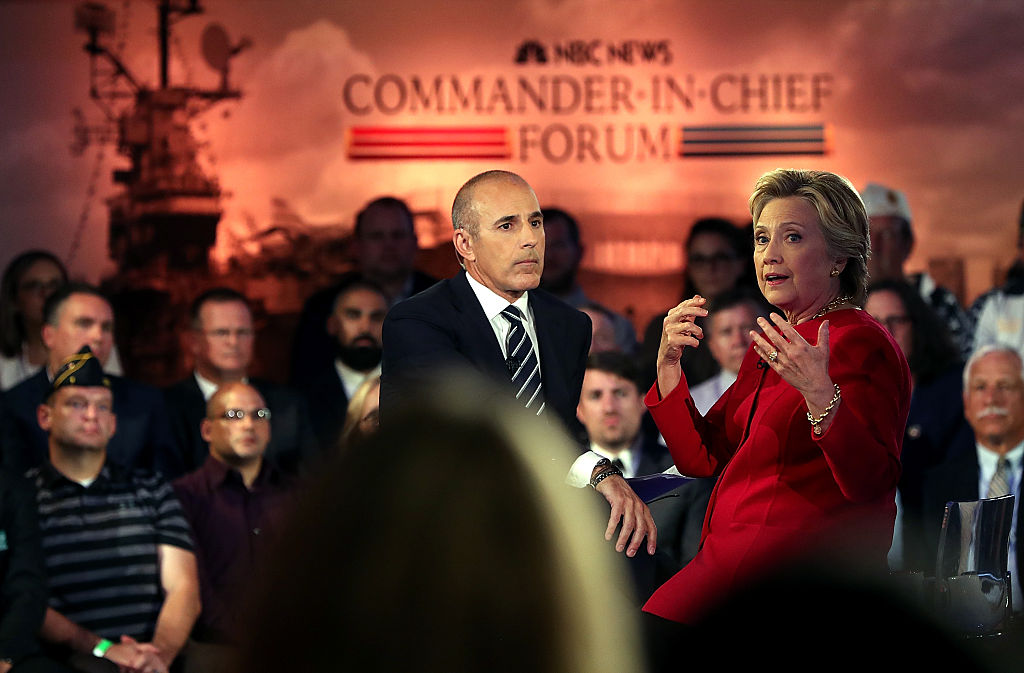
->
[566,450,606,488]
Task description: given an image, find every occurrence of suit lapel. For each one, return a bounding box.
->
[450,271,510,381]
[530,292,568,415]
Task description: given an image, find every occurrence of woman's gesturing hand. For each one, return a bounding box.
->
[656,295,708,398]
[749,314,839,421]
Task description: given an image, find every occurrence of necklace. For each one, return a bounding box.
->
[811,294,854,320]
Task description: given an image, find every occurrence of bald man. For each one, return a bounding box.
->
[381,170,655,558]
[173,383,293,655]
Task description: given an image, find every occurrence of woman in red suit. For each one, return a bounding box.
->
[644,169,912,626]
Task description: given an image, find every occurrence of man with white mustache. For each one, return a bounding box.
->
[915,345,1024,611]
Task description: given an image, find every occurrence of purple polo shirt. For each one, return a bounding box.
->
[172,456,294,643]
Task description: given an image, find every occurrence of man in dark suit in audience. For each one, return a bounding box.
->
[163,288,317,476]
[576,351,672,477]
[914,345,1023,614]
[0,283,180,476]
[381,169,656,558]
[298,277,388,450]
[289,197,438,387]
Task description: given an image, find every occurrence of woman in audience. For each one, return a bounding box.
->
[337,374,380,450]
[0,251,67,390]
[644,170,911,638]
[236,375,644,673]
[641,218,754,388]
[865,278,969,571]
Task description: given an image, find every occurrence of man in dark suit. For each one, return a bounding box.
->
[0,283,180,476]
[382,169,656,558]
[164,288,318,477]
[576,351,672,477]
[298,277,387,450]
[290,197,438,387]
[914,345,1023,614]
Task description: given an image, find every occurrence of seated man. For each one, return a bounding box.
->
[173,382,293,666]
[689,289,767,415]
[0,283,179,476]
[0,468,71,673]
[30,347,199,672]
[913,345,1023,613]
[298,277,388,450]
[164,288,318,475]
[576,351,672,477]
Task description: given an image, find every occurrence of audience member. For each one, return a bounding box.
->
[577,351,672,477]
[915,345,1023,610]
[861,182,973,357]
[30,347,199,673]
[289,197,438,386]
[163,288,317,476]
[688,288,767,415]
[173,383,293,671]
[970,196,1024,357]
[0,252,125,392]
[641,217,754,389]
[297,277,387,450]
[381,170,655,558]
[337,374,380,451]
[0,283,179,476]
[580,302,620,354]
[234,375,645,673]
[865,279,971,570]
[0,468,72,673]
[539,207,637,352]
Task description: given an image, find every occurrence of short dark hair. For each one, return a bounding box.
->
[43,282,110,327]
[585,351,641,391]
[190,287,250,328]
[541,207,581,249]
[686,217,747,257]
[706,287,770,323]
[354,197,415,239]
[330,274,390,313]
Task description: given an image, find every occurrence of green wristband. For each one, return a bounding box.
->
[92,639,113,658]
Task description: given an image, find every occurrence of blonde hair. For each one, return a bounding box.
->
[749,169,871,305]
[236,373,644,673]
[337,374,380,450]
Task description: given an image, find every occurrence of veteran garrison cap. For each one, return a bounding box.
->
[46,345,111,401]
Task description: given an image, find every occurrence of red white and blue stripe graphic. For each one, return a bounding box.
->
[679,124,829,157]
[347,126,511,160]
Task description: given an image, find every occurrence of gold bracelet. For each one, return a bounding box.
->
[806,384,841,436]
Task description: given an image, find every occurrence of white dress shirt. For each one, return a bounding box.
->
[464,273,602,487]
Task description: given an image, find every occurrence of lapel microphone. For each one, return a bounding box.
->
[506,355,520,375]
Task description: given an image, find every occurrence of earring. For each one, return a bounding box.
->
[830,268,840,277]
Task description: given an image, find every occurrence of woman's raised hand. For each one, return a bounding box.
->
[656,295,708,398]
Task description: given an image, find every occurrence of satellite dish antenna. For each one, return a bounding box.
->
[201,23,231,73]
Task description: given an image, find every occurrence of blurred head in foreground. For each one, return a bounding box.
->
[236,373,644,673]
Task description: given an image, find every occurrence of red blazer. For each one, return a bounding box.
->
[643,309,911,623]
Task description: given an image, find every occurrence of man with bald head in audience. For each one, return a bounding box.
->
[382,169,656,558]
[173,382,292,668]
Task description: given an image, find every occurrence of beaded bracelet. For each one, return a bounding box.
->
[806,384,841,436]
[590,466,623,488]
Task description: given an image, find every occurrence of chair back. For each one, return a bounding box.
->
[932,494,1015,636]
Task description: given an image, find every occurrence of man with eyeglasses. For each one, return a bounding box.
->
[30,346,199,673]
[0,283,180,475]
[164,288,318,476]
[172,382,293,668]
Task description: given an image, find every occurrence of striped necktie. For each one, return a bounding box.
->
[986,457,1012,499]
[502,305,545,415]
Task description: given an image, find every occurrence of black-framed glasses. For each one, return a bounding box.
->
[218,407,271,421]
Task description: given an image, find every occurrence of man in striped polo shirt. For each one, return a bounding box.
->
[28,346,199,673]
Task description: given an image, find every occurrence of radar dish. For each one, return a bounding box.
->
[201,23,231,72]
